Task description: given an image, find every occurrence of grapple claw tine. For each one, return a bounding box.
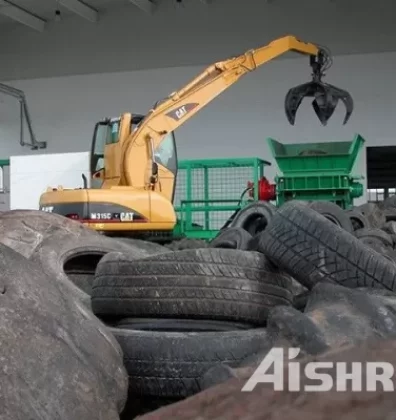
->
[312,96,338,126]
[284,82,315,125]
[284,88,299,125]
[326,84,354,125]
[311,85,340,126]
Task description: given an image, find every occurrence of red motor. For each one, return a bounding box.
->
[247,177,276,201]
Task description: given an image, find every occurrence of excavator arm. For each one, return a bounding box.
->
[119,35,352,198]
[147,36,320,130]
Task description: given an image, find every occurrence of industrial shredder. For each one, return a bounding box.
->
[264,134,365,209]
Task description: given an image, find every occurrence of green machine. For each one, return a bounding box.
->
[172,135,366,241]
[267,134,365,209]
[173,157,271,240]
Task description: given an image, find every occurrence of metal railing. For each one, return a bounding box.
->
[367,188,396,204]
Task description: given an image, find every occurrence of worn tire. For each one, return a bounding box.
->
[92,248,293,325]
[383,209,396,223]
[306,201,353,232]
[31,232,151,301]
[292,290,312,311]
[0,242,128,420]
[199,365,239,391]
[363,242,396,264]
[302,282,396,347]
[346,209,370,231]
[383,221,396,236]
[209,227,252,250]
[229,202,276,235]
[165,238,208,250]
[116,238,169,254]
[382,196,396,210]
[355,228,393,248]
[255,200,396,291]
[267,305,329,356]
[110,327,269,398]
[0,209,96,259]
[112,318,253,331]
[355,203,386,229]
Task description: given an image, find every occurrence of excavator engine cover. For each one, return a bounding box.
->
[285,50,353,126]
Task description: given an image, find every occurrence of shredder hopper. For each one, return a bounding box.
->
[266,134,365,208]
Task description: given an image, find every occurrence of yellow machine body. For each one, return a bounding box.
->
[39,36,349,237]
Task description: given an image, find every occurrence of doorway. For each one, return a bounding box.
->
[366,146,396,204]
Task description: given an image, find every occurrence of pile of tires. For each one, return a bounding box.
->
[90,246,294,416]
[250,200,396,292]
[4,200,396,420]
[210,199,396,264]
[88,199,396,417]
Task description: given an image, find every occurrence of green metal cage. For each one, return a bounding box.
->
[173,157,271,240]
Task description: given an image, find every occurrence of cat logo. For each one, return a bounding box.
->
[120,212,134,222]
[175,106,187,119]
[166,103,199,121]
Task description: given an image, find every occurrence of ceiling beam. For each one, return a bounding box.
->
[59,0,98,22]
[0,0,45,32]
[128,0,156,14]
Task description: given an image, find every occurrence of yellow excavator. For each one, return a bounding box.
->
[39,35,353,239]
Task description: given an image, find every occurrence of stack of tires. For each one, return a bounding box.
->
[248,200,396,292]
[89,199,396,417]
[210,199,396,266]
[90,246,295,414]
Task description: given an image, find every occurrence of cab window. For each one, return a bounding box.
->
[108,121,120,144]
[154,132,177,175]
[91,121,120,175]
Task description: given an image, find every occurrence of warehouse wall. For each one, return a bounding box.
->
[0,50,395,191]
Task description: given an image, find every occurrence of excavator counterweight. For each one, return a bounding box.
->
[284,48,354,126]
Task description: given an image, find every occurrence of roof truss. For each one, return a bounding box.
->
[59,0,98,23]
[128,0,156,14]
[0,0,45,32]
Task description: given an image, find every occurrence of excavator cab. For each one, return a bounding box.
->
[284,47,353,126]
[90,114,145,189]
[90,119,117,188]
[90,113,178,201]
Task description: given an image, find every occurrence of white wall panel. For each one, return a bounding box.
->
[10,152,89,209]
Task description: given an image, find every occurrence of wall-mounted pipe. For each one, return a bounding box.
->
[0,82,46,150]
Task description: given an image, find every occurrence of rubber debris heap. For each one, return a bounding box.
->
[2,198,396,419]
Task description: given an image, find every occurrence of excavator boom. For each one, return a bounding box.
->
[121,35,353,192]
[140,36,320,133]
